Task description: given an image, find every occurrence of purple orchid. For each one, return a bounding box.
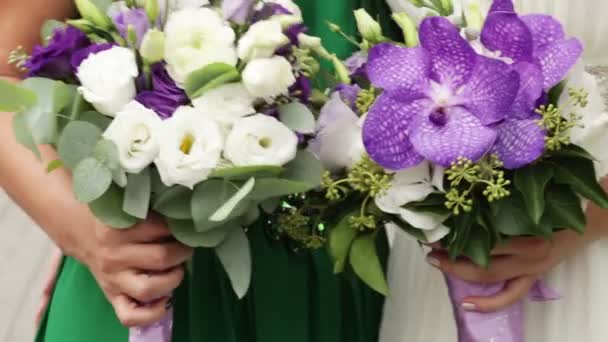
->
[113,8,150,47]
[336,83,362,111]
[136,63,189,119]
[25,26,90,80]
[362,17,519,170]
[478,0,583,168]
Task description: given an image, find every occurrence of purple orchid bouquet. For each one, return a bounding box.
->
[305,1,608,341]
[0,0,330,341]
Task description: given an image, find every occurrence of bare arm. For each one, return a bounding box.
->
[0,1,192,326]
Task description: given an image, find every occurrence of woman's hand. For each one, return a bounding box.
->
[86,215,193,327]
[426,229,592,313]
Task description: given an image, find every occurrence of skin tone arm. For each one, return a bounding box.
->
[0,0,193,327]
[427,180,608,312]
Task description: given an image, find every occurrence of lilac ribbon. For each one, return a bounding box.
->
[445,275,560,342]
[129,309,173,342]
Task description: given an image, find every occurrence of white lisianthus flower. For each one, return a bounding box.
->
[191,83,256,127]
[102,101,162,173]
[237,20,289,61]
[308,94,365,171]
[77,46,138,117]
[256,0,302,19]
[242,56,296,100]
[224,114,298,166]
[164,8,237,84]
[376,161,448,243]
[155,106,224,188]
[158,0,209,14]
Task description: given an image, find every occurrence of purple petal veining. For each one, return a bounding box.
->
[492,118,546,169]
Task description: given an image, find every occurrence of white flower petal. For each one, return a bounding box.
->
[423,225,451,243]
[398,207,449,231]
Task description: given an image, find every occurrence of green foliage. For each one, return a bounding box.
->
[215,228,251,299]
[57,121,102,169]
[210,165,283,180]
[210,178,255,222]
[278,102,316,134]
[349,234,388,295]
[552,156,608,208]
[94,139,120,171]
[489,192,541,237]
[123,168,151,219]
[89,184,139,229]
[79,111,111,131]
[550,144,595,160]
[13,113,41,159]
[184,63,240,99]
[167,219,232,248]
[72,157,112,203]
[0,79,36,112]
[153,186,192,219]
[514,164,554,224]
[41,20,66,44]
[329,213,359,273]
[463,227,491,268]
[46,159,64,173]
[542,184,586,233]
[192,179,250,231]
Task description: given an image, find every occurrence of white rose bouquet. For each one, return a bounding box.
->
[0,0,330,340]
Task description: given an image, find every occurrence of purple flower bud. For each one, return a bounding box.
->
[289,75,312,103]
[136,63,189,118]
[24,26,90,81]
[113,8,150,47]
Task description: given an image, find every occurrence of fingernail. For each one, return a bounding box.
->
[426,256,441,268]
[462,302,476,311]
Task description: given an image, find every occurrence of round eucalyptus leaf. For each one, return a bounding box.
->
[73,157,112,203]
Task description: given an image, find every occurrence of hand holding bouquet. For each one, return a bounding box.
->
[0,0,329,340]
[305,1,608,341]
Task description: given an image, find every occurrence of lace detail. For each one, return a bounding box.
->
[585,64,608,111]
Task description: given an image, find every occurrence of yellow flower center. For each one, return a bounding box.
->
[180,133,195,155]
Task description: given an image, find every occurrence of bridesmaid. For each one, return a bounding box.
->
[0,0,395,341]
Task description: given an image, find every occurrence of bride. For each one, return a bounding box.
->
[381,1,608,341]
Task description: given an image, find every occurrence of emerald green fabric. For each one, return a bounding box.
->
[37,1,394,341]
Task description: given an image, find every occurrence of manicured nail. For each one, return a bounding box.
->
[462,302,476,311]
[426,256,441,268]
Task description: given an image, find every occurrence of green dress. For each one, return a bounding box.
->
[36,1,396,341]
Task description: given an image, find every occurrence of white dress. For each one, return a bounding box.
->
[379,1,608,341]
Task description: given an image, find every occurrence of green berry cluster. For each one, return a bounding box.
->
[536,87,587,151]
[355,88,378,114]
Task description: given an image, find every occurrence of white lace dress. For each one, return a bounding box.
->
[379,1,608,341]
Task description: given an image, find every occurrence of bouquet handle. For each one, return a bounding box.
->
[129,308,173,342]
[444,275,559,342]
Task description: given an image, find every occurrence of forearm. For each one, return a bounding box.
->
[0,0,75,77]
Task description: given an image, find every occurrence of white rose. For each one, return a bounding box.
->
[155,106,224,188]
[102,101,162,173]
[224,114,298,166]
[191,83,256,127]
[164,8,237,84]
[242,56,296,99]
[237,20,289,61]
[77,46,138,117]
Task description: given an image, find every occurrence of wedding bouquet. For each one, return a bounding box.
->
[305,1,608,341]
[0,0,329,340]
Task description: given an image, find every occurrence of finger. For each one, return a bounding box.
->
[491,237,551,258]
[122,242,193,271]
[96,215,172,244]
[112,294,171,328]
[427,252,537,283]
[117,267,184,303]
[461,276,537,313]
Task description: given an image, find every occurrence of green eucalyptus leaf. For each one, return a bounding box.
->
[248,178,313,200]
[349,234,389,296]
[13,112,41,159]
[553,157,608,208]
[209,165,283,180]
[46,159,64,173]
[153,186,192,219]
[329,213,359,273]
[184,63,240,99]
[514,163,554,224]
[167,219,233,248]
[57,120,102,169]
[260,198,280,214]
[241,204,260,226]
[123,168,151,219]
[215,228,251,299]
[278,101,316,134]
[73,157,112,203]
[210,178,255,222]
[91,0,113,11]
[94,139,120,170]
[283,150,325,187]
[89,183,139,229]
[79,110,111,131]
[0,79,36,112]
[542,184,586,233]
[192,179,242,231]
